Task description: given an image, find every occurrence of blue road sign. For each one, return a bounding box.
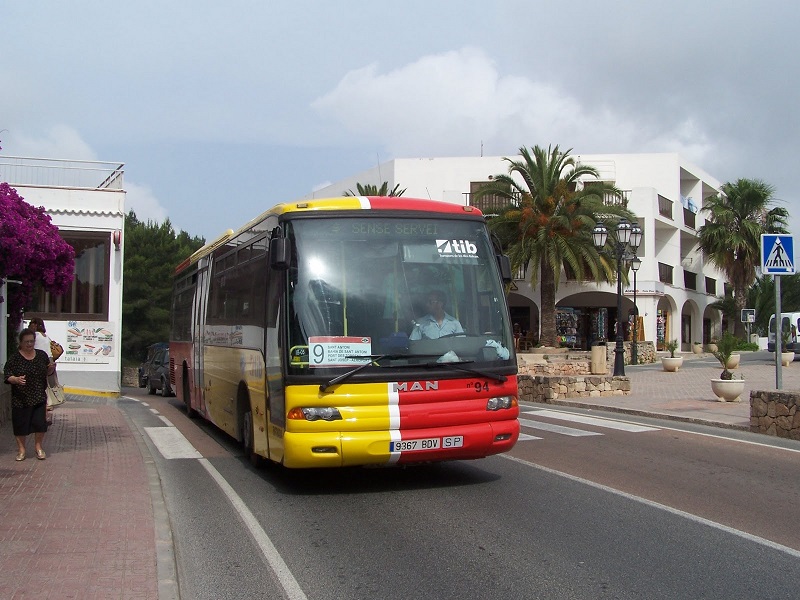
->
[761,234,795,274]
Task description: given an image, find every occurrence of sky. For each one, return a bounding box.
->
[2,1,798,241]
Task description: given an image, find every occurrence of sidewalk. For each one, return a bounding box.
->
[0,355,797,598]
[540,351,800,430]
[0,395,175,600]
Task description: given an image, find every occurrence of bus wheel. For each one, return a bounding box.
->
[242,410,264,468]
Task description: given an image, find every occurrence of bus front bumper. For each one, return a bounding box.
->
[282,420,519,469]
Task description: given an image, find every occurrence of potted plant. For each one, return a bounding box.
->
[692,341,703,354]
[710,332,745,401]
[780,330,794,366]
[661,339,683,372]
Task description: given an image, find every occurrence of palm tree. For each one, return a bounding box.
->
[699,178,788,338]
[747,273,800,336]
[477,145,634,347]
[343,182,406,197]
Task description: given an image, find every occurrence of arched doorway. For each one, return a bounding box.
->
[507,293,539,342]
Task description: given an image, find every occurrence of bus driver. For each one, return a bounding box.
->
[409,290,464,340]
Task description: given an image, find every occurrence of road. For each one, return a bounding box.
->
[122,386,800,600]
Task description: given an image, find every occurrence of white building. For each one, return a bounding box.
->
[0,156,126,395]
[305,153,727,353]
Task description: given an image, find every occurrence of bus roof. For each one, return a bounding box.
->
[174,197,484,275]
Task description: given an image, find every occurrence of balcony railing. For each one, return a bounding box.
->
[0,156,125,190]
[658,195,673,219]
[683,207,696,229]
[705,276,717,295]
[658,262,674,285]
[465,191,522,216]
[465,188,629,213]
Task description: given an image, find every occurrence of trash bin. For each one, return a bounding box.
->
[591,343,607,374]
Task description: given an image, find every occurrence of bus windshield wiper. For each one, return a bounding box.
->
[423,360,507,383]
[319,354,402,392]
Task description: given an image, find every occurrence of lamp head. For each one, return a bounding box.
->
[630,222,643,250]
[592,223,608,249]
[616,219,632,245]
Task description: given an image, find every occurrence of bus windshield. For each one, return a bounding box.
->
[285,215,514,374]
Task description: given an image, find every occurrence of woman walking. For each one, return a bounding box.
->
[3,328,55,460]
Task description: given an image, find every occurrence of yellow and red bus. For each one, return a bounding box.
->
[170,197,519,468]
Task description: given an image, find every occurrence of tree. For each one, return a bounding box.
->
[343,182,406,197]
[746,274,800,336]
[477,145,633,347]
[121,211,204,363]
[0,182,75,329]
[698,178,789,338]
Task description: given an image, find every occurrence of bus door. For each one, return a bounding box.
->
[192,262,212,415]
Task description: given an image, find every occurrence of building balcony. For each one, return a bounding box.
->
[0,156,124,190]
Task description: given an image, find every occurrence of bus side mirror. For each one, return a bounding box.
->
[497,254,512,283]
[270,238,291,270]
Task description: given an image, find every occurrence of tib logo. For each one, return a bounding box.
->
[436,239,478,257]
[761,234,796,275]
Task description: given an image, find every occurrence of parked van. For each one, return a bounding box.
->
[767,313,800,353]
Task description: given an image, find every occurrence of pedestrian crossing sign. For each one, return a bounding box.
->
[761,234,795,274]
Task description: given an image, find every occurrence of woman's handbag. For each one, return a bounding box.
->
[50,339,64,361]
[46,384,66,408]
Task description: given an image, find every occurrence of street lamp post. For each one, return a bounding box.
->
[592,219,643,376]
[630,256,641,365]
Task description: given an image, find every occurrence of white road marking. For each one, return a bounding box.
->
[199,459,308,600]
[140,410,308,600]
[518,418,602,437]
[524,409,660,432]
[517,433,542,441]
[503,454,800,560]
[145,427,203,459]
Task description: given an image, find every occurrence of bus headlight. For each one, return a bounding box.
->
[486,396,517,411]
[288,407,343,421]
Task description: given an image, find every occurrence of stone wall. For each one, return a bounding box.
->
[518,374,631,403]
[749,390,800,440]
[122,366,139,387]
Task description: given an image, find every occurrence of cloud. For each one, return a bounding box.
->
[124,181,169,225]
[3,125,98,160]
[312,47,716,165]
[1,125,171,228]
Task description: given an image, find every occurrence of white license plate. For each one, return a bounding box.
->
[390,435,463,452]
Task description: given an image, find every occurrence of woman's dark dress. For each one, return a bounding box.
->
[4,349,50,435]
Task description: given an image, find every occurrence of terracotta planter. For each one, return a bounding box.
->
[781,352,794,367]
[725,354,740,370]
[710,378,745,402]
[661,356,683,372]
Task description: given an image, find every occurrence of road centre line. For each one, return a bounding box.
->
[518,418,602,437]
[523,409,660,432]
[502,453,800,560]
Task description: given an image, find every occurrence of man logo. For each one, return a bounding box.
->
[436,239,478,257]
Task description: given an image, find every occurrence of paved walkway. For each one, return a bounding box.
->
[536,351,800,430]
[0,352,797,598]
[0,396,175,600]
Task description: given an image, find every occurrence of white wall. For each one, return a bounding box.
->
[15,184,125,394]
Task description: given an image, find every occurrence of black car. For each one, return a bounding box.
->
[138,343,173,396]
